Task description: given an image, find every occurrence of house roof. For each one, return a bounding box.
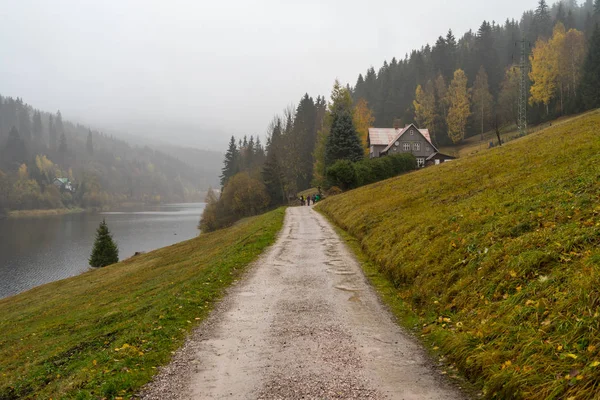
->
[426,152,456,161]
[368,128,401,146]
[55,178,69,184]
[381,123,437,154]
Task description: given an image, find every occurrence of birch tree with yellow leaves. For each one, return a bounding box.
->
[446,69,470,144]
[529,23,585,115]
[352,98,374,156]
[413,82,436,134]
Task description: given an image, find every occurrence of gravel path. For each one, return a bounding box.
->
[140,207,466,399]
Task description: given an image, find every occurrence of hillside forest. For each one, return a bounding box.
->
[0,96,214,215]
[202,0,600,231]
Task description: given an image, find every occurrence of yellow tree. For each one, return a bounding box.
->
[413,82,436,130]
[446,69,470,144]
[529,37,558,115]
[560,27,585,100]
[352,98,375,156]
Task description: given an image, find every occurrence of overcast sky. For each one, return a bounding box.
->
[0,0,537,150]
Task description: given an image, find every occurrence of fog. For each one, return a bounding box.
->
[0,0,535,150]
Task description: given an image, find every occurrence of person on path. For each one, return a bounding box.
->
[300,195,305,206]
[312,194,316,204]
[306,196,311,206]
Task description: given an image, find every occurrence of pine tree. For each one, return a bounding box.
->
[89,219,119,268]
[578,24,600,109]
[87,129,94,155]
[32,111,43,141]
[534,0,552,39]
[48,115,57,150]
[220,136,239,187]
[59,133,67,154]
[324,111,363,167]
[262,118,286,206]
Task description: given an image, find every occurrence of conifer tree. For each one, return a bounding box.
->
[48,114,57,150]
[32,111,43,141]
[89,219,119,268]
[578,24,600,109]
[87,129,94,155]
[324,111,363,167]
[220,136,239,187]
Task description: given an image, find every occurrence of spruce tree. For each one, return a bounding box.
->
[86,129,94,155]
[220,136,239,187]
[579,24,600,109]
[324,111,363,168]
[89,219,119,268]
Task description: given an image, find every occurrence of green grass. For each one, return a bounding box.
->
[0,208,285,400]
[316,110,600,399]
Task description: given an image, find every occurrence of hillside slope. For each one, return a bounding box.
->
[317,111,600,399]
[0,208,284,399]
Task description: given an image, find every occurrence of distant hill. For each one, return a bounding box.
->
[318,110,600,399]
[0,94,221,212]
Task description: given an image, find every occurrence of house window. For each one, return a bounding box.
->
[410,129,414,135]
[413,143,420,151]
[403,143,410,151]
[435,159,440,165]
[417,158,425,168]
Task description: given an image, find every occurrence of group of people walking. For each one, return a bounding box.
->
[299,194,320,206]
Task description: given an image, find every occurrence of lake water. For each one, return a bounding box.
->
[0,203,205,299]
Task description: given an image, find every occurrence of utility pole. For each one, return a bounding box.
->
[516,37,530,137]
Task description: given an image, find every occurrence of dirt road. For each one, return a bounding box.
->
[141,207,465,399]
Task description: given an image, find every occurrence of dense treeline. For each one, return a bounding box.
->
[354,0,600,145]
[0,95,204,214]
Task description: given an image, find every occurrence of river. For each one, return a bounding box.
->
[0,202,205,300]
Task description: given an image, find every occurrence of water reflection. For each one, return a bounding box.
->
[0,203,205,299]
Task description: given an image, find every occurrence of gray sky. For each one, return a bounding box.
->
[0,0,536,150]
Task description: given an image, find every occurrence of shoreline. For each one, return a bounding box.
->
[7,208,86,218]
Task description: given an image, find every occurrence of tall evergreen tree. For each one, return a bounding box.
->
[89,219,119,268]
[534,0,553,39]
[86,129,94,155]
[578,24,600,109]
[262,118,286,206]
[48,114,57,150]
[220,136,239,187]
[324,111,363,167]
[32,111,42,141]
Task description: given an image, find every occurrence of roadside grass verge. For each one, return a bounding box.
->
[316,110,600,399]
[0,208,285,399]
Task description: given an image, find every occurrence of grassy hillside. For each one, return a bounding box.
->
[0,208,285,399]
[317,111,600,399]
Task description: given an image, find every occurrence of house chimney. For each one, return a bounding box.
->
[393,118,402,129]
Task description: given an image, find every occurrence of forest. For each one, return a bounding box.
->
[202,0,600,231]
[0,95,211,215]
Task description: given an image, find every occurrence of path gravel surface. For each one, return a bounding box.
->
[140,207,466,399]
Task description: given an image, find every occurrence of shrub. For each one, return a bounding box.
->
[326,159,357,190]
[89,219,119,268]
[326,186,343,196]
[199,173,271,233]
[325,153,416,191]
